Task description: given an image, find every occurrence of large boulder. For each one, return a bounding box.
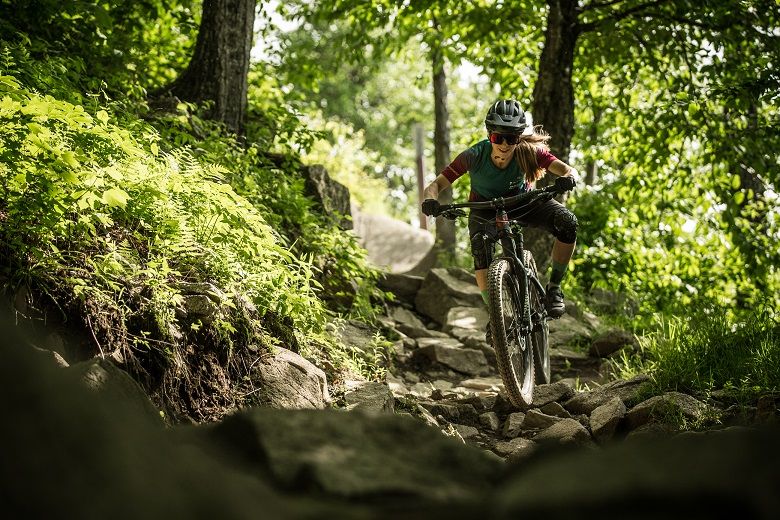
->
[547,314,593,349]
[252,347,330,409]
[205,408,502,501]
[66,358,162,426]
[352,211,433,274]
[414,342,490,376]
[625,392,710,432]
[589,329,637,358]
[442,306,489,334]
[415,268,483,324]
[564,374,652,415]
[492,427,780,518]
[378,273,424,304]
[302,164,352,230]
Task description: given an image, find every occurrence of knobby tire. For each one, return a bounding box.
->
[523,250,551,384]
[488,259,534,407]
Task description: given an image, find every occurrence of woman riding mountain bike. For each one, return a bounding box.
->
[421,98,579,322]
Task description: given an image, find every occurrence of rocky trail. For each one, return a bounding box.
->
[337,267,778,462]
[5,266,780,517]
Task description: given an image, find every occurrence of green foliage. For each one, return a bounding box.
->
[611,306,780,398]
[0,70,326,345]
[0,0,200,96]
[0,30,386,411]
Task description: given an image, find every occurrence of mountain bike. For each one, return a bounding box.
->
[434,185,569,407]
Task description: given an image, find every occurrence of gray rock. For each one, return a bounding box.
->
[502,412,527,438]
[586,287,638,317]
[398,325,451,339]
[415,343,490,376]
[454,424,480,440]
[522,409,564,430]
[442,306,489,333]
[416,337,465,350]
[210,408,502,501]
[332,319,376,355]
[626,392,709,431]
[625,421,679,440]
[547,314,593,348]
[31,345,69,368]
[378,273,424,303]
[386,372,408,396]
[564,374,652,415]
[590,397,626,443]
[415,268,484,324]
[66,358,161,425]
[414,404,440,428]
[550,348,605,382]
[456,394,498,413]
[755,395,779,423]
[589,329,637,358]
[493,437,537,461]
[533,418,593,447]
[181,294,218,322]
[252,347,330,409]
[480,412,501,431]
[492,423,780,517]
[459,377,503,393]
[539,401,571,418]
[532,381,575,407]
[448,326,487,346]
[421,403,480,426]
[302,164,352,229]
[177,281,225,302]
[389,305,427,330]
[345,382,394,414]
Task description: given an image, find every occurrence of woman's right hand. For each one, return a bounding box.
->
[421,199,440,216]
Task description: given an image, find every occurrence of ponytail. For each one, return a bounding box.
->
[514,126,551,184]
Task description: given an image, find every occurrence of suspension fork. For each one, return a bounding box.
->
[496,212,531,336]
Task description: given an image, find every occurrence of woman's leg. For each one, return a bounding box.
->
[512,198,578,317]
[468,209,496,305]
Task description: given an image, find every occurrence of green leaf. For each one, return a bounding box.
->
[96,110,110,125]
[102,188,130,208]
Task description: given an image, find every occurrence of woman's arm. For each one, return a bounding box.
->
[547,159,579,179]
[423,174,452,200]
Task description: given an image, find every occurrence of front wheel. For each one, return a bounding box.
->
[488,259,534,407]
[524,250,550,384]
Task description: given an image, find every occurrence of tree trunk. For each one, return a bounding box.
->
[526,0,580,271]
[166,0,256,136]
[405,45,454,275]
[432,45,456,261]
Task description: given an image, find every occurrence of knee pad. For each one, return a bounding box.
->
[470,232,493,270]
[553,209,578,244]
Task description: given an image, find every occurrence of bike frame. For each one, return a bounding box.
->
[488,205,547,338]
[438,186,558,337]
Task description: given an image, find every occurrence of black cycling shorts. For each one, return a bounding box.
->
[468,197,577,270]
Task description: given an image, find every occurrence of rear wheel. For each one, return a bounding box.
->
[524,250,550,384]
[487,259,534,407]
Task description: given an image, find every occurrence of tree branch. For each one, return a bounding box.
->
[579,0,670,33]
[581,0,628,12]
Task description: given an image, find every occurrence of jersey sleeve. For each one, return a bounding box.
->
[536,147,558,170]
[441,148,475,183]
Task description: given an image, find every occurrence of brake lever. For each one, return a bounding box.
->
[439,208,466,220]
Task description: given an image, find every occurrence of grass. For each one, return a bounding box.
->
[610,306,780,400]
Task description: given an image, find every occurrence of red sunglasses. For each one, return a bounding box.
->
[489,132,522,145]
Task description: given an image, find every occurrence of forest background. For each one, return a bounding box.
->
[0,0,778,419]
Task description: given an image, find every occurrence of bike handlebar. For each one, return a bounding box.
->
[434,184,568,220]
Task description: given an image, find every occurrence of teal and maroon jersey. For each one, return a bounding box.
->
[441,139,557,201]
